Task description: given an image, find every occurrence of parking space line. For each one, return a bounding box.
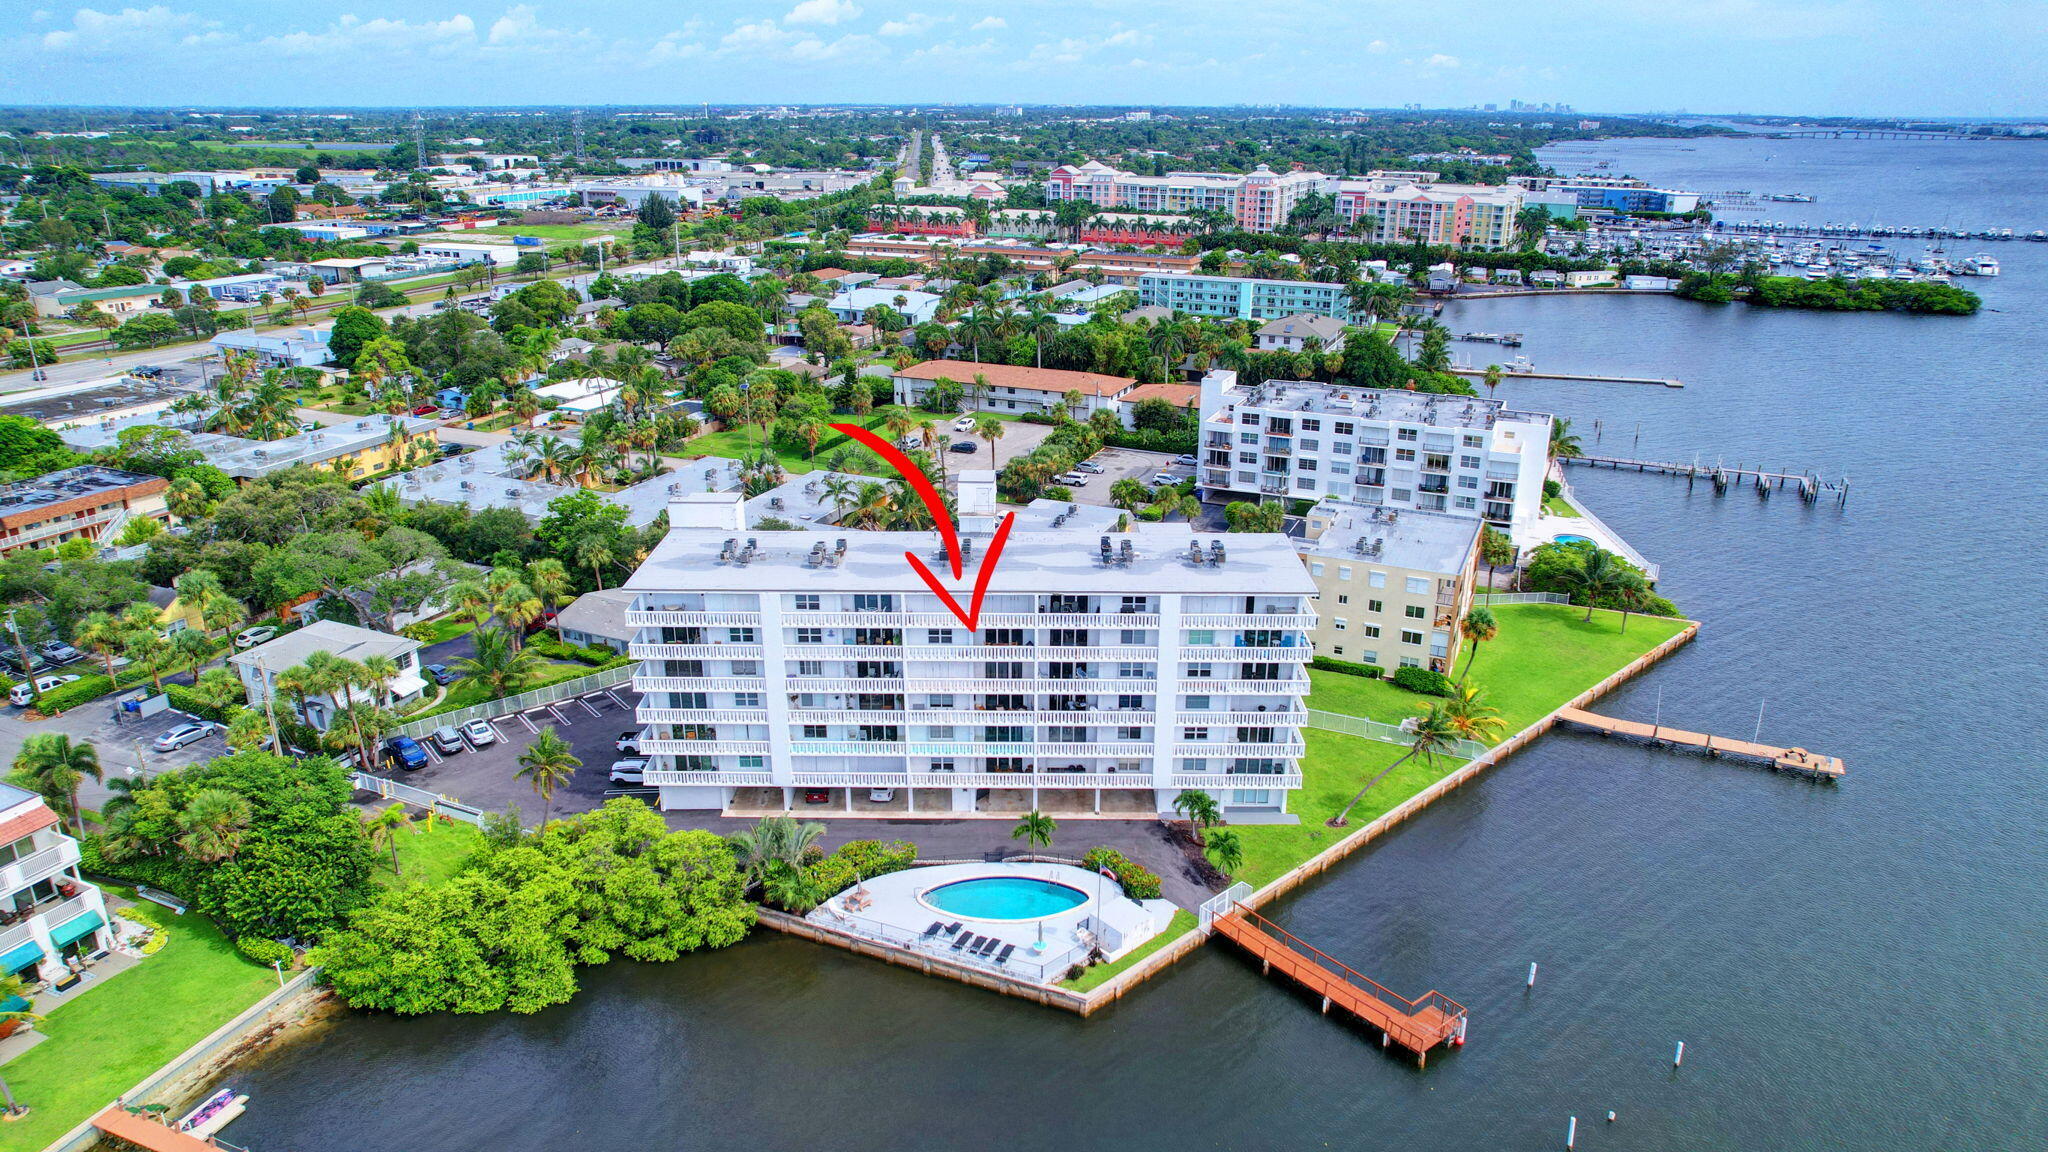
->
[514,711,539,733]
[422,744,443,765]
[604,689,630,709]
[575,696,602,717]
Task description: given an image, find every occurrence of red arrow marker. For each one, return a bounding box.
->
[830,420,1011,630]
[831,422,960,578]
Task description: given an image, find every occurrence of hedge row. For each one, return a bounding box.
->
[1311,656,1384,679]
[807,838,918,896]
[31,673,115,716]
[1390,666,1453,697]
[1082,846,1162,901]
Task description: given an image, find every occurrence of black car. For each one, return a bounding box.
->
[948,441,978,453]
[425,663,458,685]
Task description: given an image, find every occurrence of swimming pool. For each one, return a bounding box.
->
[923,876,1090,921]
[1553,534,1594,545]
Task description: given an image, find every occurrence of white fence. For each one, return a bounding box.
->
[1198,881,1253,930]
[1474,591,1571,606]
[1305,709,1491,761]
[807,905,1090,984]
[393,663,634,737]
[350,772,487,825]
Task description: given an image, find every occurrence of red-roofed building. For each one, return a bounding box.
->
[891,360,1137,420]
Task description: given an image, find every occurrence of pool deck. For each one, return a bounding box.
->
[804,861,1171,987]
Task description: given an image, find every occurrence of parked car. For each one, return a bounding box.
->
[461,719,498,748]
[410,404,439,417]
[948,440,977,453]
[153,721,215,752]
[608,758,648,784]
[1151,472,1178,486]
[383,735,429,771]
[616,730,642,753]
[1054,472,1089,487]
[523,609,559,635]
[429,725,465,755]
[802,788,832,804]
[439,443,466,457]
[425,663,458,686]
[1,650,50,676]
[35,640,81,664]
[298,420,320,432]
[10,674,80,706]
[952,416,977,432]
[1074,460,1107,474]
[867,787,896,803]
[234,625,277,649]
[1173,454,1198,467]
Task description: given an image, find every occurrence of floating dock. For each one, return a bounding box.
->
[1562,455,1849,506]
[1212,905,1467,1065]
[1449,367,1683,388]
[1557,707,1845,779]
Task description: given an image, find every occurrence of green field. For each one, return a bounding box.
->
[1234,604,1692,886]
[0,896,279,1149]
[501,223,623,243]
[1543,493,1581,517]
[684,415,893,478]
[372,820,481,889]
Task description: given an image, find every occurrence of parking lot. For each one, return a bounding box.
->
[1061,446,1193,507]
[376,682,645,824]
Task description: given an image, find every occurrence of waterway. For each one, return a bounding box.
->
[218,137,2048,1150]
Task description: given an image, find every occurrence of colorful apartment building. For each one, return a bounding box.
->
[0,783,112,986]
[1044,162,1327,233]
[0,465,171,556]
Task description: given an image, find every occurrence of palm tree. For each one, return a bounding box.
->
[119,602,172,689]
[1439,686,1507,748]
[175,787,253,862]
[515,727,580,826]
[1564,547,1629,622]
[1172,789,1222,844]
[361,802,415,876]
[972,414,1004,460]
[1611,570,1651,634]
[1011,809,1056,853]
[1327,705,1459,827]
[358,654,400,709]
[1482,364,1504,396]
[525,559,574,636]
[1456,606,1499,685]
[169,628,213,677]
[73,611,129,680]
[456,626,543,698]
[13,734,103,834]
[1549,417,1584,462]
[1109,478,1150,512]
[576,538,616,592]
[1204,829,1244,878]
[493,581,544,648]
[727,815,824,887]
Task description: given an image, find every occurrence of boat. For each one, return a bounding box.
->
[2029,231,2048,242]
[178,1089,249,1138]
[1768,192,1815,203]
[1965,254,2000,276]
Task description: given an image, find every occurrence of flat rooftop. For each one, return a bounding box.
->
[0,376,201,426]
[0,465,164,519]
[229,619,416,668]
[626,521,1316,596]
[1214,381,1548,432]
[380,441,745,526]
[1296,500,1481,576]
[194,415,438,478]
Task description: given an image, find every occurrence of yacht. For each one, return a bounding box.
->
[1965,254,2000,276]
[1768,192,1815,203]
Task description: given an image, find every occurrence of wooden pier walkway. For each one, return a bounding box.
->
[1212,906,1467,1064]
[1449,367,1682,388]
[1557,707,1845,779]
[1562,455,1849,505]
[92,1105,240,1152]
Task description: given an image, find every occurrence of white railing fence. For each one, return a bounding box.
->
[350,772,487,826]
[394,663,634,737]
[1199,881,1253,930]
[1475,591,1571,606]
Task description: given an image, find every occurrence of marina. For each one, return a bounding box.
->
[1449,366,1682,388]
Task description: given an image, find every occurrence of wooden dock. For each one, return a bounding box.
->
[1557,707,1845,779]
[92,1105,237,1152]
[1212,906,1467,1065]
[1449,367,1682,388]
[1562,455,1849,506]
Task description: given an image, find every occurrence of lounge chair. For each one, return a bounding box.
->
[977,937,1000,957]
[994,944,1015,965]
[921,922,943,940]
[944,922,962,936]
[951,933,973,952]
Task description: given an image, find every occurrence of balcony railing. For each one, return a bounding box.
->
[1198,678,1312,695]
[1180,646,1310,662]
[1182,613,1318,629]
[644,769,775,787]
[627,643,765,660]
[635,707,768,724]
[642,739,772,756]
[1173,710,1309,726]
[625,610,762,627]
[1171,740,1307,758]
[634,675,762,693]
[903,677,1158,694]
[0,839,81,893]
[1169,770,1305,790]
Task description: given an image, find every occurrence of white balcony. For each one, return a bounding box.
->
[903,677,1157,694]
[0,920,35,959]
[643,769,774,787]
[790,739,909,756]
[642,739,772,756]
[908,772,1162,790]
[0,838,80,893]
[634,675,762,693]
[785,644,909,660]
[1174,710,1309,726]
[1201,678,1311,695]
[627,643,765,660]
[626,610,762,627]
[794,611,1160,629]
[784,677,905,694]
[1169,771,1304,790]
[1180,646,1312,662]
[1171,741,1306,758]
[635,707,768,724]
[1182,613,1319,629]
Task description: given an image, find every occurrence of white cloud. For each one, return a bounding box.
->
[1101,28,1149,47]
[1366,39,1388,53]
[1423,53,1459,68]
[261,13,476,57]
[878,12,936,36]
[40,5,202,51]
[970,16,1004,30]
[721,19,786,49]
[785,0,860,26]
[488,4,539,44]
[789,32,879,60]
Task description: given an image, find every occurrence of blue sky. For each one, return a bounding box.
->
[4,2,2042,117]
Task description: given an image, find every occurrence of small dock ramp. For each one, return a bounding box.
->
[1213,906,1467,1065]
[92,1105,242,1151]
[1557,707,1845,779]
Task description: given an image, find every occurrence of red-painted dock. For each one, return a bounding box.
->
[1212,906,1467,1065]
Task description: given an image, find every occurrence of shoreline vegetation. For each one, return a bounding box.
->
[1675,271,1981,314]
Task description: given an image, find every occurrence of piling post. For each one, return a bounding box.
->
[1674,1041,1685,1067]
[1567,1116,1578,1149]
[1527,962,1538,989]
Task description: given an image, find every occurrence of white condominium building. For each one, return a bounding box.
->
[1197,370,1553,537]
[624,491,1316,820]
[1,782,112,985]
[1332,178,1523,249]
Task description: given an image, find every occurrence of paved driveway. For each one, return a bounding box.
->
[380,682,642,822]
[1064,447,1190,507]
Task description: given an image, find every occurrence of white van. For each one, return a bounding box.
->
[10,674,80,706]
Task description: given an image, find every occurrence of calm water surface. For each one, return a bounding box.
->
[221,138,2048,1151]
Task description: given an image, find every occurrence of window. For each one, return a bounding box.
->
[1462,434,1483,448]
[1397,428,1419,442]
[732,661,758,676]
[1458,475,1479,489]
[1362,624,1381,639]
[1401,630,1424,646]
[1330,462,1352,476]
[1333,618,1347,631]
[1332,646,1345,656]
[1186,663,1213,678]
[852,593,894,612]
[1368,572,1387,589]
[1239,432,1259,445]
[1400,656,1422,669]
[1297,458,1318,472]
[729,627,756,643]
[1406,576,1431,594]
[927,628,954,644]
[1186,629,1215,646]
[929,759,956,772]
[1405,604,1427,619]
[1182,726,1209,741]
[1310,561,1325,576]
[1117,662,1148,678]
[738,755,765,769]
[1180,758,1209,773]
[1301,418,1321,431]
[1395,448,1417,462]
[1120,595,1150,613]
[1336,594,1349,605]
[734,692,761,708]
[797,660,823,676]
[1118,726,1143,741]
[928,694,955,709]
[1117,694,1144,710]
[1455,496,1477,509]
[803,724,828,739]
[793,594,820,611]
[1120,629,1145,645]
[927,725,955,739]
[1337,565,1352,580]
[1185,695,1211,711]
[795,628,823,644]
[1460,455,1482,469]
[1300,440,1319,453]
[1334,421,1353,436]
[1238,451,1258,464]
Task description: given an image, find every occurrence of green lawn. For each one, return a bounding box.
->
[1059,910,1198,991]
[1544,494,1581,517]
[407,615,476,647]
[502,223,621,243]
[684,415,892,478]
[1240,604,1692,887]
[371,820,481,889]
[413,659,595,719]
[45,329,111,349]
[1,896,279,1149]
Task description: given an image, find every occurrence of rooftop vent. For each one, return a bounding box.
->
[1099,536,1113,566]
[1208,540,1226,566]
[719,538,737,562]
[1118,539,1134,566]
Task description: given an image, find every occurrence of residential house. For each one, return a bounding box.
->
[891,360,1137,419]
[229,620,427,731]
[1255,314,1348,355]
[555,589,635,653]
[0,466,170,556]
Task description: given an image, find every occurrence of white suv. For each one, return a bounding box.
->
[608,758,648,784]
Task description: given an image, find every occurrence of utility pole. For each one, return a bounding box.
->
[413,110,427,170]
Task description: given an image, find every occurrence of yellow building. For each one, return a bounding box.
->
[197,415,442,483]
[1296,501,1481,676]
